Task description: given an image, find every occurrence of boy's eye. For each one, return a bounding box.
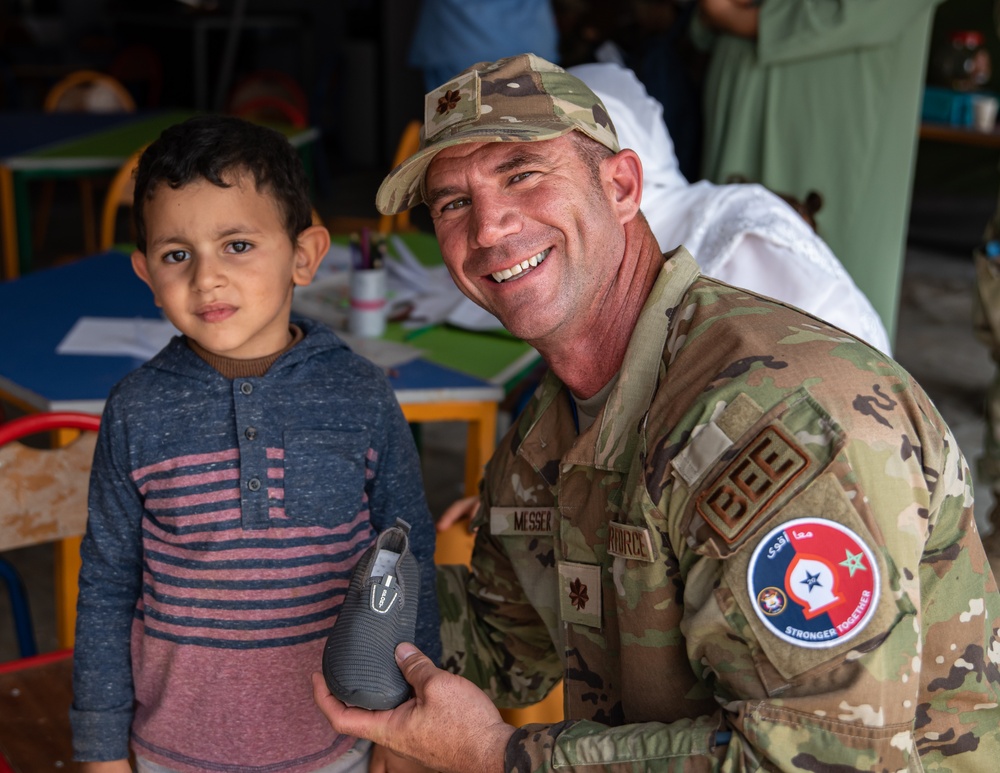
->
[227,240,252,254]
[162,250,189,264]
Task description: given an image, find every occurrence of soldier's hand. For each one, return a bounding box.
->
[369,744,438,773]
[312,643,514,773]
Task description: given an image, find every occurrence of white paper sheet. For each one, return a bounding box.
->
[56,316,180,360]
[387,235,505,331]
[336,333,425,370]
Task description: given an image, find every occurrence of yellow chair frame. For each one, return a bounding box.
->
[38,71,136,258]
[378,119,422,235]
[43,69,137,113]
[99,146,145,251]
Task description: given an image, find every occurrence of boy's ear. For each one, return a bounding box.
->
[130,250,162,307]
[293,224,331,286]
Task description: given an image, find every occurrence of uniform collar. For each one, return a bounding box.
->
[593,247,700,471]
[519,247,701,473]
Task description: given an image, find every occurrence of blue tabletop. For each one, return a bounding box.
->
[0,111,139,160]
[0,251,501,412]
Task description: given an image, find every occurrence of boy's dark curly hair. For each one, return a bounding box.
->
[132,114,314,253]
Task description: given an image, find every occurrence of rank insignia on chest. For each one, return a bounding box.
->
[558,562,602,628]
[490,506,556,535]
[746,517,879,648]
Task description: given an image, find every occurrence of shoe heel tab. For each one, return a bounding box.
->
[394,518,412,535]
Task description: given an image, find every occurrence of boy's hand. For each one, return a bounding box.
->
[313,643,514,773]
[436,495,480,533]
[370,744,438,772]
[80,761,132,773]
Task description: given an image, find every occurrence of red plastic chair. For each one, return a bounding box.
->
[226,69,309,117]
[0,412,101,657]
[231,95,308,128]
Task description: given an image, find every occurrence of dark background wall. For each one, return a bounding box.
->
[0,0,995,253]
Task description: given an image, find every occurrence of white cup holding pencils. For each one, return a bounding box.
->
[348,230,387,338]
[349,266,387,337]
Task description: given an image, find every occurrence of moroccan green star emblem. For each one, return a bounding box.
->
[839,549,867,577]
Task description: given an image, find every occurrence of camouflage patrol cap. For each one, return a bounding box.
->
[375,53,620,215]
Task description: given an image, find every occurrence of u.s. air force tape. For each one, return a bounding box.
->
[606,522,655,562]
[490,507,556,535]
[747,517,879,648]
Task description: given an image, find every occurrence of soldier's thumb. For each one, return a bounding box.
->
[395,642,435,690]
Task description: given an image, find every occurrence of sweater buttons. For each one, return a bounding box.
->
[247,477,261,491]
[240,382,253,395]
[245,427,257,440]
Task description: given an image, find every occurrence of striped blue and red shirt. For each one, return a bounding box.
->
[72,320,441,772]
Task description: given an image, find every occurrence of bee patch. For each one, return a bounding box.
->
[696,425,809,544]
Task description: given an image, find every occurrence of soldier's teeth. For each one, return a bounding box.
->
[492,249,550,283]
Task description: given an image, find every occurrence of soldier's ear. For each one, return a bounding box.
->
[603,148,642,225]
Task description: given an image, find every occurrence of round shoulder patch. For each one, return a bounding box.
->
[746,518,880,649]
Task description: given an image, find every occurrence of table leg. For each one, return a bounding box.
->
[14,170,32,276]
[51,427,83,650]
[0,166,17,280]
[54,537,82,650]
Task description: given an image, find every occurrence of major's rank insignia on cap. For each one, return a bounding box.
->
[425,70,480,141]
[746,517,879,648]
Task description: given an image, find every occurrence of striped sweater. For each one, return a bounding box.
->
[71,319,441,772]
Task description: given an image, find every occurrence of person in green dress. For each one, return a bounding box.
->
[694,0,945,344]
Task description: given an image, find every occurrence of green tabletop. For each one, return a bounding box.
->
[7,111,318,171]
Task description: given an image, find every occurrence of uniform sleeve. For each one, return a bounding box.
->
[70,399,145,762]
[367,384,442,666]
[757,0,943,65]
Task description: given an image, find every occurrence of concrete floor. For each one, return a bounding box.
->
[2,188,1000,662]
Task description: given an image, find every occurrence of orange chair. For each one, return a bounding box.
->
[99,146,146,251]
[38,70,136,257]
[0,412,101,653]
[327,119,423,236]
[43,69,137,114]
[378,119,422,235]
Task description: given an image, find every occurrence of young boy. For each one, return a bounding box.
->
[70,115,441,773]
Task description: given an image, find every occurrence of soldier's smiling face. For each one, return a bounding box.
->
[425,134,627,347]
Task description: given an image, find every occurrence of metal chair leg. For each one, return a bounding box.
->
[0,557,37,658]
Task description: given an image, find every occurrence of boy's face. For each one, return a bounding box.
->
[131,173,327,359]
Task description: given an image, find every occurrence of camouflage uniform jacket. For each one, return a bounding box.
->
[438,248,1000,772]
